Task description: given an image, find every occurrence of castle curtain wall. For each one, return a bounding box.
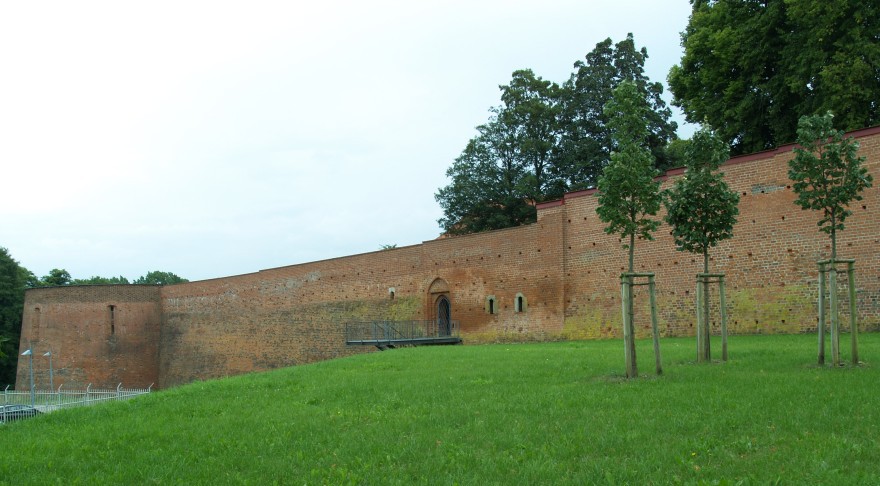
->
[157,246,427,388]
[560,127,880,339]
[15,127,880,389]
[155,214,565,387]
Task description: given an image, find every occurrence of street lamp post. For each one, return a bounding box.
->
[43,351,54,391]
[21,348,34,407]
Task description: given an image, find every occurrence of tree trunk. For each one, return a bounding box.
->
[830,216,840,366]
[622,277,636,378]
[701,249,711,361]
[848,264,859,365]
[629,233,635,274]
[626,233,637,377]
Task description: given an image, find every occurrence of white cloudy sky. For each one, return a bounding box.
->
[1,0,694,282]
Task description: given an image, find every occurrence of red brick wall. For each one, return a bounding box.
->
[16,285,161,389]
[558,126,880,340]
[17,127,880,389]
[156,216,564,386]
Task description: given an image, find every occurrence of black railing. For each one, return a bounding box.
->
[345,320,461,347]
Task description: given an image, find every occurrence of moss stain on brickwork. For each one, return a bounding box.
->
[561,304,620,341]
[728,285,814,334]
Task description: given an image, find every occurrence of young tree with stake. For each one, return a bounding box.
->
[789,112,873,365]
[664,128,740,362]
[596,81,662,378]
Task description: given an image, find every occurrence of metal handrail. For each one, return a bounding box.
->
[1,383,152,418]
[346,320,460,344]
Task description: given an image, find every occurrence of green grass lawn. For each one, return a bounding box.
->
[1,334,878,485]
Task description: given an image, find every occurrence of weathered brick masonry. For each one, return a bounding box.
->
[17,127,880,389]
[16,285,162,389]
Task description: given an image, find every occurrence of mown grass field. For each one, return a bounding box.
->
[1,334,878,484]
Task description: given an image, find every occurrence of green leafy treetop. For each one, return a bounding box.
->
[133,271,189,286]
[789,112,873,261]
[596,81,662,273]
[40,268,72,286]
[72,275,131,285]
[436,34,677,236]
[669,0,880,156]
[664,127,740,273]
[435,70,557,235]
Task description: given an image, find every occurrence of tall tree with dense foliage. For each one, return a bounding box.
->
[437,35,677,235]
[0,248,28,385]
[669,0,880,155]
[436,115,535,235]
[596,81,663,378]
[557,34,677,190]
[664,127,740,361]
[436,70,560,235]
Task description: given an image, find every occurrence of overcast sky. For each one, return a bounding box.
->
[1,0,695,282]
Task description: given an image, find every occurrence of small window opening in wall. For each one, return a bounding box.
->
[389,287,396,300]
[486,295,496,314]
[109,305,116,335]
[515,293,527,313]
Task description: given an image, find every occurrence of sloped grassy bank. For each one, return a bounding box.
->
[1,334,878,484]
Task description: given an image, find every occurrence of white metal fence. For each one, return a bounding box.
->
[2,383,152,415]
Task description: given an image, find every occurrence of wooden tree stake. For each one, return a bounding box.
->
[620,272,661,377]
[695,273,728,363]
[847,261,859,365]
[818,259,858,367]
[818,262,826,365]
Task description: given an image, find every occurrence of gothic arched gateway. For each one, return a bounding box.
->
[427,278,451,337]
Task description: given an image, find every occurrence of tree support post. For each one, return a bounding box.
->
[847,261,859,365]
[696,273,728,363]
[830,265,840,366]
[621,275,635,378]
[648,275,663,375]
[818,261,826,365]
[817,259,858,367]
[696,277,704,362]
[718,275,728,362]
[620,272,661,377]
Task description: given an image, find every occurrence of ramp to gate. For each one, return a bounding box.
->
[345,320,462,349]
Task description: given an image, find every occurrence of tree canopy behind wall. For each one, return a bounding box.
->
[436,34,677,236]
[668,0,880,156]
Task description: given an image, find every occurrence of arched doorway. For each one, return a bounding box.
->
[428,278,452,337]
[437,295,451,336]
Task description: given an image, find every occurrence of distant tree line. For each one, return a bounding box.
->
[31,268,189,287]
[0,246,188,385]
